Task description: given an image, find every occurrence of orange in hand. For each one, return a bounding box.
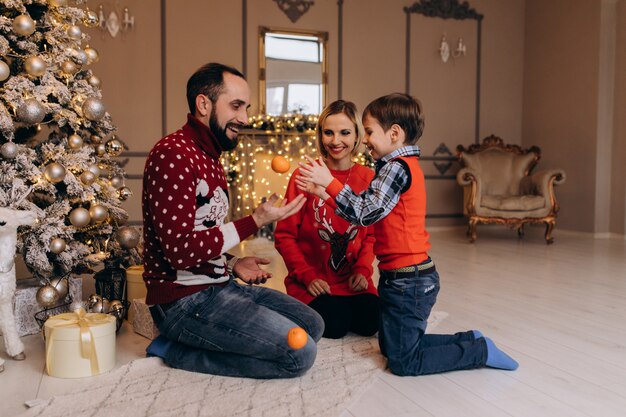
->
[271,155,290,173]
[287,327,308,350]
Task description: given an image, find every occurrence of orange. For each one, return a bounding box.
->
[287,327,308,350]
[271,155,290,173]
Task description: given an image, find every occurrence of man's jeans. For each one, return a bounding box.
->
[150,280,325,379]
[378,260,487,376]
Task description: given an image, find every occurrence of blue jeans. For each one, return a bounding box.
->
[378,259,487,376]
[150,280,325,379]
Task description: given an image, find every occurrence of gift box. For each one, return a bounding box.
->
[44,309,116,378]
[11,277,82,337]
[131,298,159,340]
[125,265,146,323]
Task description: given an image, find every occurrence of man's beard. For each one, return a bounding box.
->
[209,107,240,151]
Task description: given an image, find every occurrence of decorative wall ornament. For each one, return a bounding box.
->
[98,4,135,38]
[432,142,454,175]
[273,0,315,23]
[405,0,482,20]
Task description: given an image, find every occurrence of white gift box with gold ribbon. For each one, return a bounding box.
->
[44,309,116,378]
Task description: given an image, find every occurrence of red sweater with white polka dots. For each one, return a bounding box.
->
[142,114,258,305]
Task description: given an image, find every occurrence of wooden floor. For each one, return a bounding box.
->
[2,227,625,417]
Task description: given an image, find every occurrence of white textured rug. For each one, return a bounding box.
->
[19,312,447,417]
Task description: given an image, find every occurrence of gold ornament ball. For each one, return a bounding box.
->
[89,204,109,224]
[0,60,10,81]
[110,175,124,188]
[117,226,140,249]
[68,134,83,149]
[25,56,46,77]
[105,138,123,156]
[84,46,99,64]
[67,25,82,40]
[50,237,66,254]
[88,293,102,307]
[44,162,66,184]
[49,277,69,299]
[87,163,101,177]
[79,170,96,185]
[87,75,101,88]
[13,15,36,37]
[1,142,18,159]
[49,0,68,6]
[82,97,105,121]
[36,285,59,307]
[118,186,132,201]
[90,134,102,144]
[69,207,90,227]
[96,143,106,156]
[84,10,99,28]
[17,98,46,124]
[61,60,79,75]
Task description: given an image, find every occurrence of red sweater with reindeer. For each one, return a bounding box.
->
[275,164,377,305]
[142,114,259,305]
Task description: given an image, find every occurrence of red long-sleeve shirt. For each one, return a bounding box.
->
[275,164,378,305]
[142,114,258,305]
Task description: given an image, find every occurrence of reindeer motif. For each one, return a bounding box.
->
[313,198,358,273]
[0,187,37,372]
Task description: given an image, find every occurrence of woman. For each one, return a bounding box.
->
[275,100,379,339]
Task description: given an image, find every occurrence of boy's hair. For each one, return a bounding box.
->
[363,93,425,144]
[316,100,365,159]
[186,62,245,114]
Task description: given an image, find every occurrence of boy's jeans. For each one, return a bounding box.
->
[150,280,325,379]
[378,259,487,376]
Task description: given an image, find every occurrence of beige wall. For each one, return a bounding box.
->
[611,0,626,235]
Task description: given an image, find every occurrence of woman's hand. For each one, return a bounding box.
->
[297,156,334,188]
[348,273,368,292]
[307,278,332,297]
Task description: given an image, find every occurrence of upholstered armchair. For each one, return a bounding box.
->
[456,135,566,244]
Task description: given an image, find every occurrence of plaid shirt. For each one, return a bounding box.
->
[334,145,421,226]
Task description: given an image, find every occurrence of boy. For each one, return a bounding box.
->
[298,93,518,375]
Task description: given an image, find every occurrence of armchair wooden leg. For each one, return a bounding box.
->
[468,219,478,243]
[517,224,525,238]
[545,221,555,244]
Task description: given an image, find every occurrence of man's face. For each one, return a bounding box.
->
[200,72,251,151]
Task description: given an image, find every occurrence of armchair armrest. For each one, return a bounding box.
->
[456,167,482,215]
[524,169,566,213]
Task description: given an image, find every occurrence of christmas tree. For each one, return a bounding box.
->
[0,0,140,309]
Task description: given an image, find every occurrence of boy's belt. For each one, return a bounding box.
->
[387,259,435,273]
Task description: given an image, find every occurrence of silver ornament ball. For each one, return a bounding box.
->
[82,97,105,121]
[44,162,66,184]
[68,134,83,149]
[36,285,59,307]
[109,300,124,318]
[84,46,99,64]
[13,15,35,37]
[88,293,102,307]
[69,207,90,227]
[89,204,109,224]
[80,170,97,185]
[117,226,140,249]
[17,98,46,124]
[72,49,88,66]
[94,298,111,314]
[110,176,124,188]
[117,186,132,201]
[105,138,123,156]
[49,237,66,254]
[49,277,69,299]
[96,143,106,156]
[87,163,101,177]
[0,60,10,81]
[1,142,18,159]
[67,25,82,40]
[25,56,46,77]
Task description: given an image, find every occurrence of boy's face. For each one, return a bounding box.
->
[362,114,396,160]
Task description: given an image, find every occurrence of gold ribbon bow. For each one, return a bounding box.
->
[45,308,113,376]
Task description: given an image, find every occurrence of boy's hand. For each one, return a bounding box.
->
[298,156,334,188]
[252,193,306,227]
[307,279,332,297]
[348,273,368,292]
[234,256,272,285]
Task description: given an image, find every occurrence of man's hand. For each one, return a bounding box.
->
[251,193,306,227]
[307,278,331,297]
[348,273,368,292]
[297,156,334,188]
[233,256,272,285]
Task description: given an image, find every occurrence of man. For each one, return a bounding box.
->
[142,62,324,378]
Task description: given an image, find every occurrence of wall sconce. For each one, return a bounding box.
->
[274,0,315,23]
[439,35,466,63]
[98,4,135,38]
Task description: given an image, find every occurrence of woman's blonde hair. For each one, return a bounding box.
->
[316,100,364,159]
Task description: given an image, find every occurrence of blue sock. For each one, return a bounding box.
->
[146,335,173,358]
[472,330,483,339]
[484,337,519,370]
